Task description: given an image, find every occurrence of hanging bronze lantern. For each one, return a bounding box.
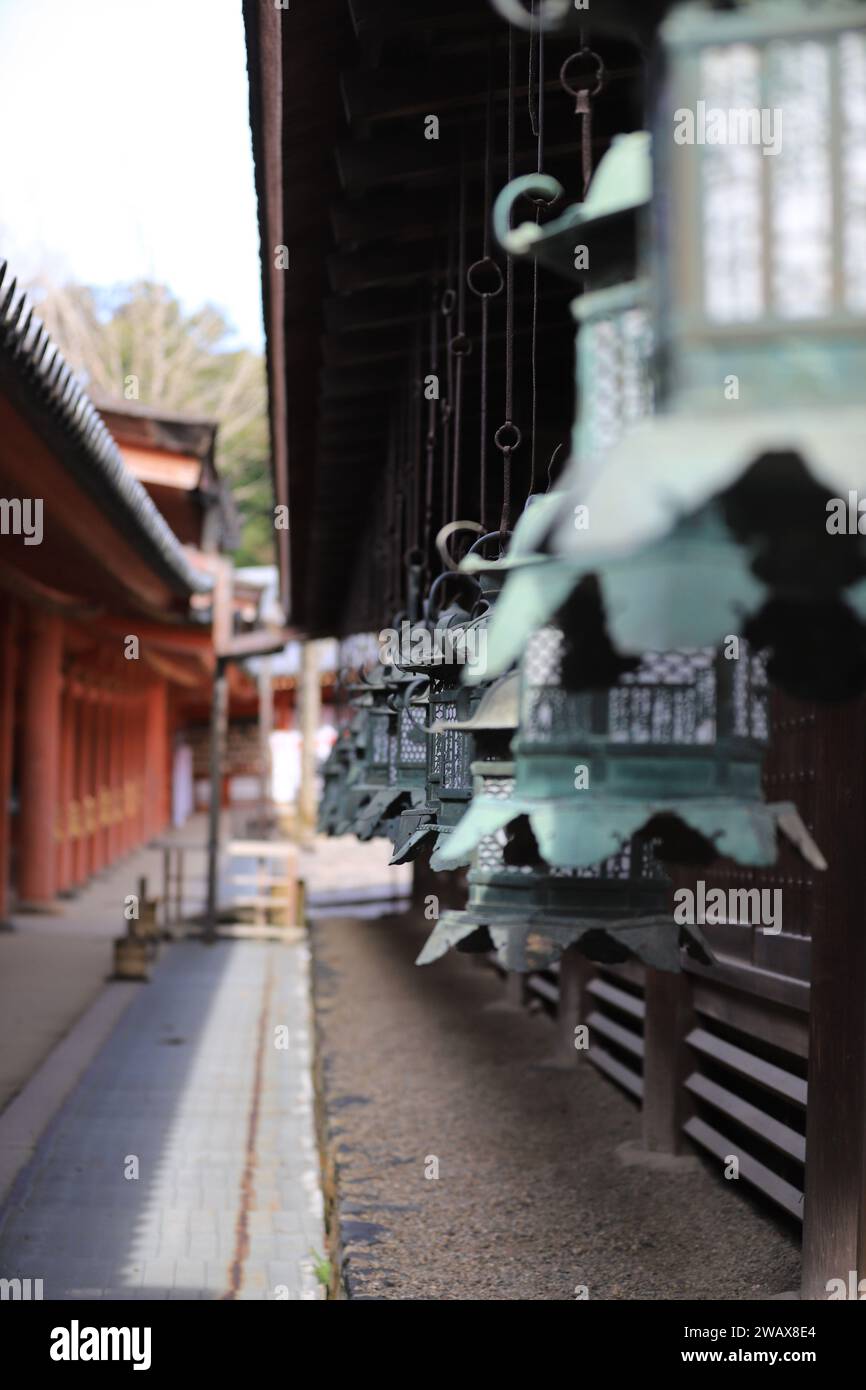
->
[338,662,428,844]
[542,1,866,700]
[388,557,498,863]
[435,623,826,878]
[330,705,371,836]
[418,671,710,974]
[317,725,354,836]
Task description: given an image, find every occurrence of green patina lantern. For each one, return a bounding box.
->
[341,663,429,844]
[437,624,826,884]
[387,555,502,862]
[418,672,710,974]
[389,666,478,864]
[327,705,371,836]
[317,724,354,836]
[542,0,866,700]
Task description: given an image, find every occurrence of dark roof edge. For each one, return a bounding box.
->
[243,0,292,623]
[0,259,212,598]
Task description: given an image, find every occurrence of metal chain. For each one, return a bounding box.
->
[411,314,422,555]
[424,282,438,583]
[494,27,521,534]
[530,0,544,495]
[440,200,456,536]
[560,31,606,199]
[449,147,471,523]
[467,39,503,533]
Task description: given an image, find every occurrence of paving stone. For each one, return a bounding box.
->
[0,939,323,1300]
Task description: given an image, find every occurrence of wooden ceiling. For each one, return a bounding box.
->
[244,0,646,635]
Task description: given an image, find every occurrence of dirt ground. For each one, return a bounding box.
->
[311,910,800,1301]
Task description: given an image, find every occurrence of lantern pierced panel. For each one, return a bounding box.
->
[699,43,765,323]
[579,305,654,468]
[398,706,427,764]
[841,31,866,311]
[766,39,833,320]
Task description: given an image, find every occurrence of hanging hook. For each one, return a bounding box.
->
[436,519,484,572]
[559,48,606,111]
[488,0,572,29]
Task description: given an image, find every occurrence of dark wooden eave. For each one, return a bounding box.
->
[244,0,644,635]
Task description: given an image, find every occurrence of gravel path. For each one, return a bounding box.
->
[312,910,800,1301]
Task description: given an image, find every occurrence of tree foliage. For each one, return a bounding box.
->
[29,277,274,565]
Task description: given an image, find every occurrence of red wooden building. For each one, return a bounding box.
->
[0,261,253,922]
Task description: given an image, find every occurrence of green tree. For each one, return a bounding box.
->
[28,277,273,565]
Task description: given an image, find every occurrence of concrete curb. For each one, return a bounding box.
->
[0,979,142,1206]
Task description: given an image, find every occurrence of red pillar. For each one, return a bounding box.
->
[132,691,146,849]
[119,692,127,853]
[0,599,18,924]
[140,685,158,843]
[115,695,125,856]
[71,678,86,887]
[100,686,111,868]
[56,678,75,895]
[18,609,63,910]
[109,690,122,862]
[151,681,169,836]
[84,684,99,878]
[123,692,135,850]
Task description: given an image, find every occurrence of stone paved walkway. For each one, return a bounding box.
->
[0,937,324,1300]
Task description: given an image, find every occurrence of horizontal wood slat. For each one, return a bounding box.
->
[526,973,559,1006]
[587,1010,644,1061]
[685,1071,806,1164]
[588,1046,644,1100]
[687,1027,807,1107]
[587,976,646,1021]
[683,1116,804,1221]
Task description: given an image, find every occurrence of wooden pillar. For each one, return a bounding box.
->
[556,946,594,1066]
[56,679,76,895]
[130,686,143,839]
[258,656,274,830]
[641,968,695,1155]
[90,684,105,874]
[205,659,229,941]
[120,695,132,856]
[70,679,87,887]
[131,695,141,845]
[107,691,119,862]
[801,696,866,1300]
[0,599,18,925]
[85,684,100,877]
[18,609,63,909]
[142,689,152,842]
[152,681,169,836]
[299,640,320,841]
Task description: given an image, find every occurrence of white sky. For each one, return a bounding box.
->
[0,0,264,349]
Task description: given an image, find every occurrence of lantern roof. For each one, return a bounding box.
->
[417,910,711,975]
[551,406,866,565]
[433,767,827,876]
